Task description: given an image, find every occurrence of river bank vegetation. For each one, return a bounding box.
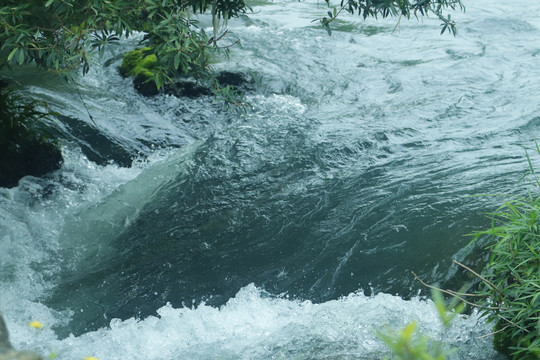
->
[404,150,540,359]
[470,151,540,360]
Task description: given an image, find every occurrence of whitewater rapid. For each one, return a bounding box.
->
[2,0,540,358]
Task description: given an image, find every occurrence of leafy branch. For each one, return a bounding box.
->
[314,0,465,36]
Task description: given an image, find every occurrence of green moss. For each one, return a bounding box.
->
[119,48,157,81]
[139,54,157,70]
[135,67,155,79]
[119,48,159,96]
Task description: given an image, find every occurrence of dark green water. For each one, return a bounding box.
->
[1,0,539,358]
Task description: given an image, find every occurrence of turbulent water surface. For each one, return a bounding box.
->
[1,0,540,359]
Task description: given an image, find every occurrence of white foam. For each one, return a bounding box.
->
[4,284,502,360]
[0,147,171,347]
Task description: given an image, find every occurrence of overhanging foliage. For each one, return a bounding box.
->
[1,0,466,86]
[0,0,249,86]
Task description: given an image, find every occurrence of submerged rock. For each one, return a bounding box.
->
[55,114,135,167]
[0,314,42,360]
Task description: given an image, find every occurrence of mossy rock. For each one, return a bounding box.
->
[119,48,159,96]
[118,47,157,78]
[119,49,256,98]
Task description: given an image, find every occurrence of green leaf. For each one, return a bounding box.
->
[18,48,24,65]
[401,321,416,340]
[154,73,163,89]
[440,24,448,35]
[324,22,332,36]
[174,52,180,70]
[7,48,18,62]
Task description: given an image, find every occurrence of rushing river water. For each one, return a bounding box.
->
[1,0,540,359]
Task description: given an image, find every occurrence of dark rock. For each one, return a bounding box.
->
[0,86,64,188]
[0,314,42,360]
[163,80,212,98]
[162,71,254,98]
[0,137,63,188]
[216,71,254,90]
[133,75,159,97]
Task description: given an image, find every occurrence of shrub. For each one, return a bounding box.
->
[472,147,540,360]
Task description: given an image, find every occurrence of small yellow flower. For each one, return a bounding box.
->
[28,321,43,329]
[83,357,99,360]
